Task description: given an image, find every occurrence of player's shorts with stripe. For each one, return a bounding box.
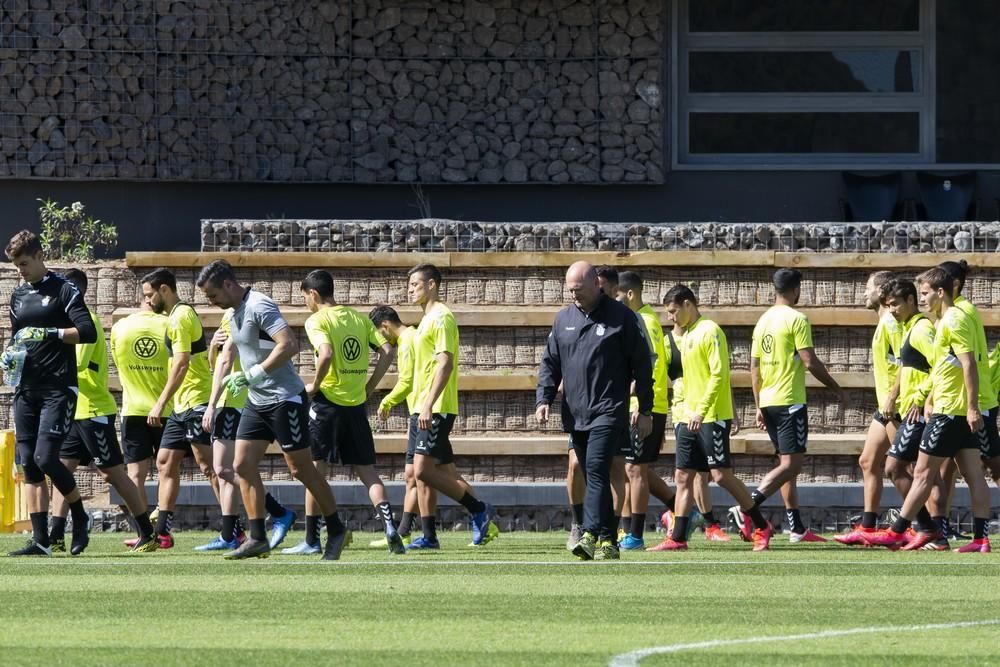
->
[888,418,925,463]
[919,413,977,458]
[14,386,77,484]
[873,409,901,427]
[60,417,124,469]
[121,416,162,463]
[674,420,733,472]
[308,395,377,466]
[761,404,808,455]
[977,409,1000,460]
[160,405,212,452]
[211,407,242,442]
[405,414,419,464]
[237,392,311,453]
[413,413,456,464]
[625,413,667,464]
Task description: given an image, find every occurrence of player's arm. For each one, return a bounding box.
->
[60,282,98,345]
[226,303,299,394]
[418,350,453,430]
[799,347,845,401]
[306,341,333,398]
[957,350,982,432]
[149,350,189,427]
[750,356,764,429]
[690,334,723,431]
[380,338,413,420]
[535,322,563,426]
[203,336,237,432]
[366,342,394,399]
[884,373,901,417]
[625,312,654,440]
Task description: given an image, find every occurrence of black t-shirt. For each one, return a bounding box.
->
[9,271,97,388]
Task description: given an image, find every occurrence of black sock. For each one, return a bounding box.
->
[325,511,345,537]
[702,510,717,526]
[572,503,584,525]
[786,508,806,534]
[50,516,67,541]
[422,516,437,541]
[974,517,989,540]
[398,512,414,537]
[31,512,49,547]
[233,516,244,536]
[221,515,237,543]
[249,518,266,541]
[376,501,396,534]
[915,507,933,531]
[891,516,912,534]
[618,515,627,531]
[748,507,769,530]
[629,513,645,539]
[671,516,689,543]
[264,493,286,518]
[458,492,486,515]
[69,499,88,525]
[135,512,154,539]
[305,515,321,547]
[751,490,767,508]
[155,510,173,535]
[664,493,675,512]
[935,515,948,536]
[861,512,878,530]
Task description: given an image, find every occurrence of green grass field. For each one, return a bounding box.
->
[1,530,999,666]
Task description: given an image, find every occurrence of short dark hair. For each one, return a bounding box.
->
[617,271,642,293]
[882,278,917,306]
[369,305,402,328]
[141,267,177,292]
[408,263,442,284]
[62,268,88,297]
[938,260,969,292]
[196,259,237,289]
[595,265,618,284]
[5,230,42,259]
[916,267,954,293]
[300,269,334,298]
[663,283,697,306]
[772,268,802,294]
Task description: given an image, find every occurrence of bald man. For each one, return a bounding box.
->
[536,261,654,560]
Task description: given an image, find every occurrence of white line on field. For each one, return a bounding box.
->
[608,619,1000,667]
[3,559,1000,567]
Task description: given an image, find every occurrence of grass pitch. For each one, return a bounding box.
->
[1,530,998,666]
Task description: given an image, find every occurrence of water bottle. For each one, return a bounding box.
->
[3,343,26,388]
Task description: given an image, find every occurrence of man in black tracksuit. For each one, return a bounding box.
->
[536,261,653,560]
[4,230,97,556]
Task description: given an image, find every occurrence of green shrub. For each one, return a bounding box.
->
[37,198,118,261]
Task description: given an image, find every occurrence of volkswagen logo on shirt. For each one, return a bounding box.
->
[134,336,159,359]
[761,334,774,355]
[343,336,362,362]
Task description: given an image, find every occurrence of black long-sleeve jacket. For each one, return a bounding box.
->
[536,293,653,432]
[10,271,97,388]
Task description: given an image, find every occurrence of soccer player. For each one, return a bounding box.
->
[49,269,158,553]
[835,271,902,544]
[864,268,992,553]
[197,259,349,560]
[4,230,97,557]
[536,261,653,560]
[110,300,170,498]
[615,271,676,550]
[371,305,424,547]
[407,263,498,549]
[739,268,844,543]
[648,285,772,551]
[283,270,404,555]
[142,268,219,548]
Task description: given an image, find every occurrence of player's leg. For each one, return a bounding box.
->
[566,445,585,548]
[855,417,891,531]
[49,457,80,552]
[569,423,618,560]
[953,448,993,552]
[649,424,700,550]
[8,389,53,555]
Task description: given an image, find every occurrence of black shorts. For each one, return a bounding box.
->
[121,416,162,464]
[160,405,212,453]
[309,395,377,466]
[625,413,667,464]
[413,413,456,465]
[920,414,977,459]
[762,405,808,455]
[60,417,124,469]
[616,429,632,457]
[888,419,924,463]
[873,410,901,427]
[674,420,733,472]
[14,386,77,483]
[212,407,242,442]
[977,409,1000,460]
[405,414,419,465]
[237,393,311,453]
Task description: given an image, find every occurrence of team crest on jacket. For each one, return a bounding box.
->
[596,324,605,336]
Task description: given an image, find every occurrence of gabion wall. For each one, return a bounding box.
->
[0,0,664,183]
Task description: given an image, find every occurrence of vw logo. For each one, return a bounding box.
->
[343,336,362,362]
[134,336,159,359]
[761,334,774,355]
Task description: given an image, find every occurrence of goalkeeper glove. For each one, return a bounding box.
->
[14,327,60,343]
[223,364,267,395]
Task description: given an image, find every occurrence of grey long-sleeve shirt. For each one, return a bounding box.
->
[536,293,653,432]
